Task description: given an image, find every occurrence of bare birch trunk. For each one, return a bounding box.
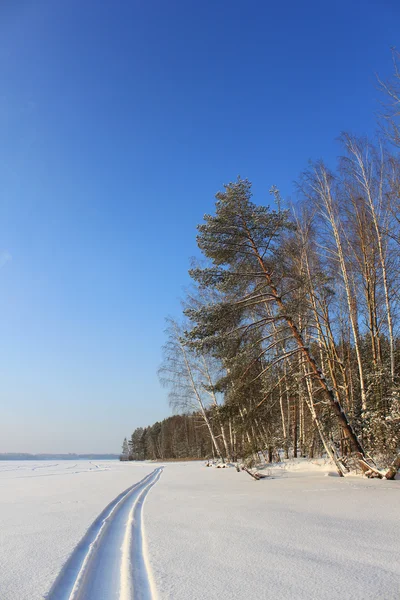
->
[345,137,396,381]
[302,356,346,476]
[176,330,224,462]
[312,166,367,413]
[202,355,231,459]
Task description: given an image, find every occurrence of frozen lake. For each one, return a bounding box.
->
[0,459,399,599]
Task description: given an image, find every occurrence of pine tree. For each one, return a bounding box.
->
[120,437,130,461]
[188,177,367,471]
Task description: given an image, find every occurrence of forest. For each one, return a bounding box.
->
[122,414,218,461]
[124,52,400,478]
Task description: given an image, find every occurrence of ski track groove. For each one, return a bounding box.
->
[46,467,163,600]
[3,468,111,480]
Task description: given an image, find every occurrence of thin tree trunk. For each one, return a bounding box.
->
[279,379,288,458]
[202,355,231,459]
[313,167,367,412]
[177,332,225,462]
[228,418,235,461]
[292,397,298,458]
[302,357,346,476]
[346,137,396,381]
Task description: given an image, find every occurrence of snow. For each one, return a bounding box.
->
[144,460,400,600]
[0,459,399,599]
[0,460,155,600]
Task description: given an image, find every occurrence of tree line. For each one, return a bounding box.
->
[124,51,400,478]
[120,414,217,461]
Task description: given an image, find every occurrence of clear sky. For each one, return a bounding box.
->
[0,0,398,453]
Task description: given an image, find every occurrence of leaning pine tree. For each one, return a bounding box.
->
[188,178,395,477]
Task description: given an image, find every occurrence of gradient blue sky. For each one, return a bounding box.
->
[0,1,398,453]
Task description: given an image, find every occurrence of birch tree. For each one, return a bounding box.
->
[159,318,225,461]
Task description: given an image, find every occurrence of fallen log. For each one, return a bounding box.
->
[242,466,268,480]
[358,458,384,479]
[242,467,260,480]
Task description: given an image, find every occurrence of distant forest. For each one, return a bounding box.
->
[123,52,400,479]
[122,414,215,461]
[0,453,119,461]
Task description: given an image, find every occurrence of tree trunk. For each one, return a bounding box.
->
[314,167,368,413]
[292,397,298,458]
[202,355,232,460]
[345,136,396,382]
[177,332,225,462]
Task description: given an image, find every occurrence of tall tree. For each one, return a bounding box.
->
[189,178,366,463]
[120,437,130,461]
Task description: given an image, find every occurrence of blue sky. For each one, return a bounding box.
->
[0,0,398,453]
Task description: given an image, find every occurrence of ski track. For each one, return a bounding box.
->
[0,463,109,476]
[0,463,59,474]
[46,467,163,600]
[1,464,112,481]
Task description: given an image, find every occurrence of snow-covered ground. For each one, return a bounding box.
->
[0,460,156,600]
[0,459,399,599]
[146,461,400,599]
